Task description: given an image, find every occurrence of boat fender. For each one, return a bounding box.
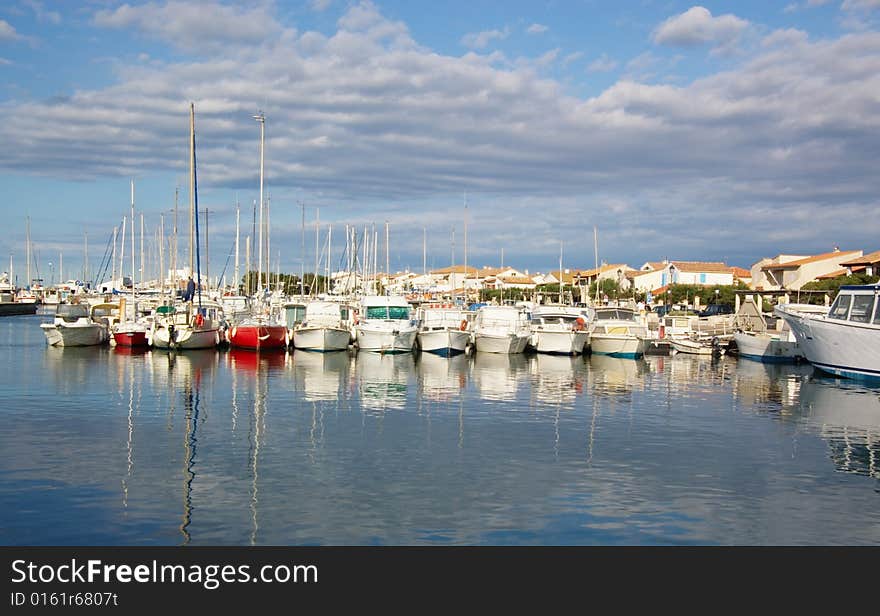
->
[460,319,468,331]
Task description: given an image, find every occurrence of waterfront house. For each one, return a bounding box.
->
[752,249,862,290]
[840,250,880,277]
[631,260,734,294]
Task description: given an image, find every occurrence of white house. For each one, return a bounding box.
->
[631,261,734,294]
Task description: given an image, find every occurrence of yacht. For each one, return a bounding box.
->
[529,306,591,355]
[40,303,111,347]
[416,305,471,355]
[776,284,880,380]
[472,305,531,354]
[292,301,353,352]
[588,306,649,358]
[355,295,418,353]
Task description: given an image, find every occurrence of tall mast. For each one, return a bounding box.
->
[191,102,202,309]
[234,201,240,294]
[111,225,117,289]
[559,241,563,305]
[159,213,165,296]
[265,196,270,292]
[422,227,426,277]
[130,179,135,292]
[26,216,31,289]
[119,216,126,288]
[140,212,144,289]
[189,111,195,278]
[173,187,178,293]
[314,208,320,295]
[593,225,599,304]
[300,200,305,296]
[83,232,88,288]
[385,220,389,281]
[59,252,63,286]
[254,111,265,295]
[245,236,251,296]
[205,208,209,292]
[464,192,468,302]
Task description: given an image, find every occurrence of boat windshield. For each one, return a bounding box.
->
[849,294,874,323]
[56,304,89,319]
[594,308,635,321]
[828,294,851,320]
[365,306,410,319]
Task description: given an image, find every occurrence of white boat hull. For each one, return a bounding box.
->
[670,337,722,356]
[531,330,589,355]
[589,334,647,358]
[293,326,351,352]
[40,323,108,347]
[356,325,417,353]
[734,331,803,362]
[474,332,530,354]
[417,328,470,355]
[151,325,219,350]
[777,307,880,380]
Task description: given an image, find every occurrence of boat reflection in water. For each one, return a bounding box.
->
[797,377,880,480]
[528,354,586,407]
[587,354,646,399]
[471,352,529,401]
[292,350,352,402]
[417,353,469,402]
[224,347,289,374]
[356,352,415,412]
[732,357,813,411]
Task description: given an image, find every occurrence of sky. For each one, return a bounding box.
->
[1,0,879,285]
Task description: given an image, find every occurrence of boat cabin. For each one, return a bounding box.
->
[827,285,880,325]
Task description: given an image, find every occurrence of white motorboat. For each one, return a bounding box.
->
[472,305,531,354]
[529,306,590,355]
[776,284,880,381]
[416,306,471,356]
[355,295,418,353]
[293,301,353,352]
[732,295,803,362]
[588,307,649,358]
[670,334,724,356]
[40,303,110,347]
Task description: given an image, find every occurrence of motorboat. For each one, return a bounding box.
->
[732,296,805,362]
[355,295,418,353]
[776,284,880,381]
[528,306,590,355]
[40,302,110,347]
[292,301,353,352]
[471,305,531,354]
[588,306,649,358]
[416,305,471,356]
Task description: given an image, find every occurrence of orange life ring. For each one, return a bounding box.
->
[459,319,468,331]
[194,313,204,327]
[573,317,585,331]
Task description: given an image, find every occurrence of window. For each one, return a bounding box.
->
[874,298,880,324]
[829,294,851,319]
[849,295,873,323]
[366,306,388,319]
[388,306,410,320]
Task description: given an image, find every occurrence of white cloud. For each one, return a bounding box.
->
[310,0,333,11]
[587,53,618,73]
[0,57,12,65]
[25,0,61,24]
[93,1,281,53]
[0,19,21,41]
[562,51,584,67]
[2,4,880,267]
[653,6,749,51]
[461,27,509,49]
[526,23,548,35]
[842,0,880,9]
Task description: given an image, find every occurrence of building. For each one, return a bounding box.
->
[840,250,880,277]
[753,249,862,290]
[630,260,734,294]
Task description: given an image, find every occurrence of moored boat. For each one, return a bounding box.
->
[472,305,531,354]
[529,306,590,355]
[355,295,418,353]
[292,301,352,352]
[588,307,648,358]
[776,284,880,381]
[416,305,471,356]
[40,303,110,347]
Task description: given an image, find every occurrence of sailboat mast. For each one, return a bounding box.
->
[111,225,117,289]
[140,213,144,289]
[159,213,165,296]
[593,225,599,304]
[234,201,240,294]
[83,232,88,288]
[314,208,320,295]
[189,112,195,278]
[130,179,135,293]
[119,216,126,289]
[254,111,265,295]
[385,220,389,281]
[559,241,563,305]
[26,217,31,289]
[191,102,202,309]
[464,193,468,303]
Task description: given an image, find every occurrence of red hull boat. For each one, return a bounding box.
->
[227,322,288,350]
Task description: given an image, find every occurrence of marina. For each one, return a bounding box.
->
[1,309,878,545]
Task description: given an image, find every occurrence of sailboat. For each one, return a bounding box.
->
[113,181,150,347]
[227,111,288,351]
[150,103,221,350]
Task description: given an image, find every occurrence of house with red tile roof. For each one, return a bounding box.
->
[630,260,734,294]
[840,250,880,277]
[752,249,862,290]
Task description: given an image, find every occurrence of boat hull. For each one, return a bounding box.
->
[473,332,530,354]
[733,331,803,363]
[293,326,351,352]
[356,325,417,353]
[418,328,470,356]
[531,330,589,355]
[151,326,219,350]
[41,323,108,347]
[228,324,289,350]
[113,324,149,347]
[589,334,647,358]
[0,302,38,316]
[778,308,880,380]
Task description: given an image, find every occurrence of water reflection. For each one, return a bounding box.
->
[528,354,586,407]
[292,350,352,402]
[225,347,289,374]
[356,352,414,412]
[472,352,529,401]
[417,353,469,401]
[798,378,880,480]
[587,354,646,399]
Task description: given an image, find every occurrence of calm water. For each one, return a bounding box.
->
[1,311,878,545]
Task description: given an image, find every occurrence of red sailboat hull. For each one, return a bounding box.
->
[227,324,288,350]
[113,330,149,347]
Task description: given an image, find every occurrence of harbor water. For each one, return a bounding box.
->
[1,311,878,545]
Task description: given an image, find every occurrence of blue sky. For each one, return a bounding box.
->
[1,0,879,284]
